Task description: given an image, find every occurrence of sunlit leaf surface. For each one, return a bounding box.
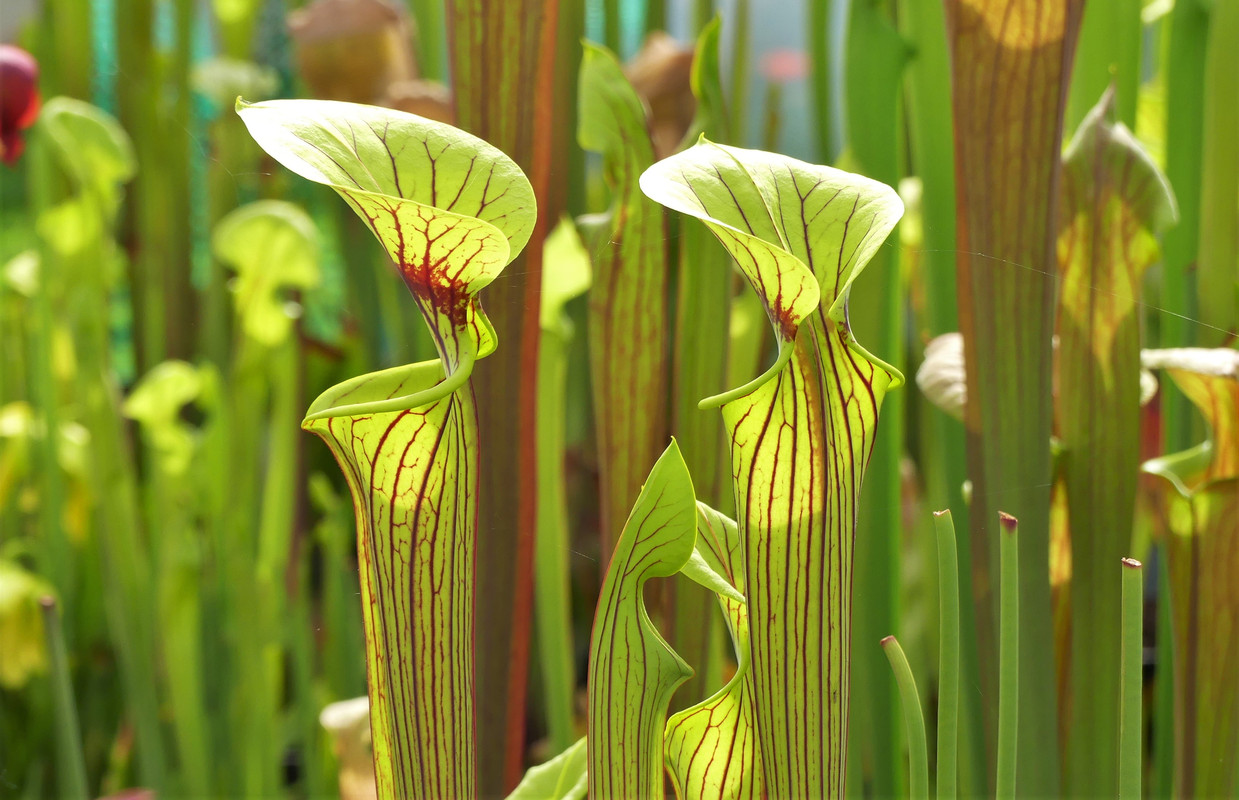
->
[239,99,534,799]
[642,139,902,798]
[587,441,697,800]
[577,43,670,563]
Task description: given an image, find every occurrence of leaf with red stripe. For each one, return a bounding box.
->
[577,43,671,565]
[642,140,903,797]
[663,502,762,800]
[237,98,534,799]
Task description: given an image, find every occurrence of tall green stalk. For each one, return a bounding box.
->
[535,219,591,755]
[844,2,907,793]
[40,596,89,800]
[1119,558,1143,800]
[942,4,1083,792]
[997,512,1019,799]
[933,510,960,799]
[882,635,929,800]
[447,5,562,788]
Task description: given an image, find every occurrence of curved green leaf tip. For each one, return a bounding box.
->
[639,137,903,407]
[588,440,698,799]
[236,97,536,419]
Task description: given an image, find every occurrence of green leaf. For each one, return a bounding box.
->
[213,200,321,346]
[507,738,588,800]
[239,99,537,799]
[39,97,137,213]
[588,441,697,799]
[122,361,213,477]
[302,361,478,799]
[0,560,53,689]
[641,140,902,798]
[540,216,592,333]
[664,503,763,800]
[237,97,535,413]
[943,3,1084,787]
[1140,346,1239,798]
[577,43,671,561]
[1056,86,1177,798]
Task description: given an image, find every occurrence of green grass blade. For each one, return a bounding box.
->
[1064,0,1141,132]
[844,3,908,793]
[40,596,89,800]
[668,17,731,709]
[933,510,960,799]
[1119,557,1144,800]
[881,635,929,800]
[1159,0,1210,450]
[997,512,1019,800]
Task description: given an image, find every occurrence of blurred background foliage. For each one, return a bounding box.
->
[0,0,1234,797]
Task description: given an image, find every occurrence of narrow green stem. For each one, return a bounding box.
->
[881,636,929,800]
[1119,558,1143,800]
[535,327,579,754]
[40,597,89,800]
[997,512,1019,799]
[933,510,960,799]
[728,0,750,141]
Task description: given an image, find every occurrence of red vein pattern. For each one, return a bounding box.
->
[447,4,562,787]
[307,372,477,799]
[237,99,536,800]
[663,503,763,799]
[642,141,901,798]
[578,43,670,566]
[587,442,697,799]
[1055,87,1176,797]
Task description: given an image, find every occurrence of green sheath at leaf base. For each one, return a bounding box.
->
[642,139,903,799]
[237,98,535,800]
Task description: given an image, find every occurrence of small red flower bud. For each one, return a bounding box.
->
[0,45,41,166]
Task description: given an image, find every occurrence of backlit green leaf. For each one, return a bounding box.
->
[507,737,588,800]
[239,98,535,800]
[642,139,902,798]
[588,441,697,799]
[577,43,671,562]
[212,200,321,346]
[664,503,762,800]
[238,97,535,405]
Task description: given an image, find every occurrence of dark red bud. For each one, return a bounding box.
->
[0,45,41,166]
